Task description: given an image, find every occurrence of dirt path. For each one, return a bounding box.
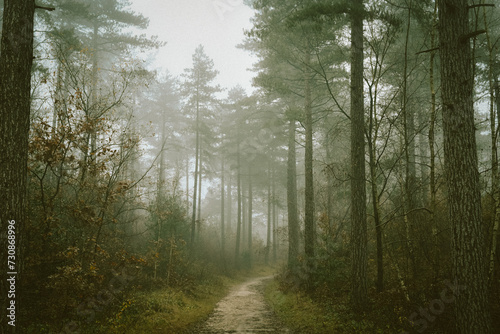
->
[195,275,290,333]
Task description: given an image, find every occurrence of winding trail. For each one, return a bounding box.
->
[196,275,290,333]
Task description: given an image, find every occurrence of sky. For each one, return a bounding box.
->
[129,0,258,93]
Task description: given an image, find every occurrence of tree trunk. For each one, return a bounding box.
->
[368,92,384,293]
[266,161,271,265]
[0,0,35,331]
[227,174,232,236]
[491,75,500,284]
[235,142,242,267]
[190,99,200,246]
[438,0,491,332]
[482,2,500,287]
[197,142,202,242]
[272,164,277,263]
[220,159,226,261]
[304,51,315,262]
[287,117,299,270]
[248,166,253,268]
[350,0,368,311]
[428,0,439,281]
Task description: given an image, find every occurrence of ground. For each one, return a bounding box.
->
[194,275,290,333]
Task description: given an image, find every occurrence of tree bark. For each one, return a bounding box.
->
[287,117,299,270]
[350,0,368,311]
[266,161,271,265]
[190,96,200,246]
[247,166,253,268]
[235,142,242,267]
[304,51,315,262]
[220,159,226,261]
[0,0,35,331]
[438,0,491,332]
[428,0,439,280]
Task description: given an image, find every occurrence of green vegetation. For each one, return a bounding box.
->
[100,276,230,333]
[264,270,406,333]
[98,265,276,333]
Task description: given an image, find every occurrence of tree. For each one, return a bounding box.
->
[438,0,491,332]
[0,0,37,331]
[182,45,220,247]
[350,0,368,310]
[287,112,300,270]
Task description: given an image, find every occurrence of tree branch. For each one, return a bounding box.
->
[416,47,439,55]
[468,4,495,9]
[460,30,487,42]
[35,4,56,11]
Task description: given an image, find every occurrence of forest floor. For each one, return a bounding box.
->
[194,275,291,333]
[109,265,288,333]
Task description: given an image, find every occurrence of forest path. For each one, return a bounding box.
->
[195,275,291,333]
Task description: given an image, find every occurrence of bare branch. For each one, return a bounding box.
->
[468,4,495,9]
[460,30,487,42]
[35,4,56,11]
[416,47,439,55]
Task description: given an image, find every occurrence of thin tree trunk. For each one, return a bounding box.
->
[186,158,190,218]
[439,0,491,332]
[491,75,500,284]
[483,1,500,287]
[190,99,200,246]
[304,51,315,262]
[272,164,277,263]
[266,161,271,265]
[350,0,368,311]
[248,166,253,268]
[221,159,226,261]
[368,91,384,293]
[197,143,202,242]
[428,1,439,281]
[235,143,242,267]
[227,174,232,236]
[287,117,299,270]
[402,0,417,279]
[242,179,247,251]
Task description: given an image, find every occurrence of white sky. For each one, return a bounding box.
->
[129,0,257,93]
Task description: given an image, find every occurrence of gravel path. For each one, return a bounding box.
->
[195,275,290,333]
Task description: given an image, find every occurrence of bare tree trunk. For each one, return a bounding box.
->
[428,1,439,281]
[482,1,500,287]
[402,0,418,280]
[439,0,491,332]
[350,0,368,311]
[227,174,232,236]
[248,166,253,268]
[235,142,242,267]
[304,51,315,263]
[266,161,271,265]
[0,1,35,331]
[197,143,202,242]
[491,75,500,284]
[368,96,383,293]
[287,117,299,270]
[220,159,226,261]
[186,158,190,218]
[190,100,200,246]
[272,164,277,263]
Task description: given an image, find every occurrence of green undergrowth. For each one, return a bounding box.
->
[264,278,402,334]
[98,264,277,333]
